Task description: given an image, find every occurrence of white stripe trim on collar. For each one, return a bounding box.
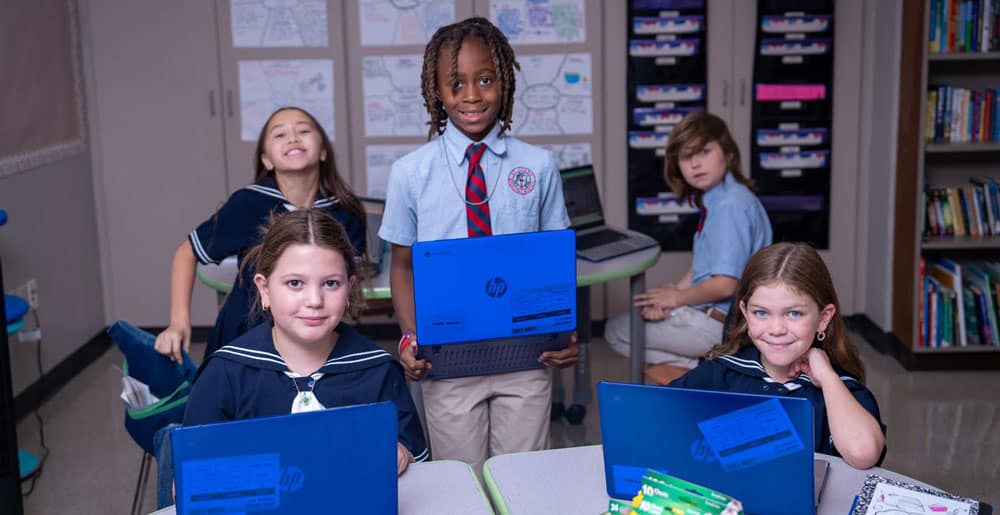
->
[326,349,388,362]
[323,351,391,367]
[214,348,287,368]
[244,184,286,201]
[412,447,430,462]
[313,197,339,208]
[718,354,767,374]
[222,345,284,361]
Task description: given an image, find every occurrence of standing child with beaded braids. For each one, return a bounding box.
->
[378,17,579,472]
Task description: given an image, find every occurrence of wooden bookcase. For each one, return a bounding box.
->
[891,0,1000,368]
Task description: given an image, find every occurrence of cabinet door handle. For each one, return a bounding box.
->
[209,90,216,117]
[227,90,234,118]
[722,80,729,108]
[739,79,746,107]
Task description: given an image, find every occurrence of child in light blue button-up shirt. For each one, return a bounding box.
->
[378,17,578,472]
[606,111,772,369]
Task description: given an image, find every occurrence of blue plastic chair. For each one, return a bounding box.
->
[5,293,41,482]
[107,320,197,514]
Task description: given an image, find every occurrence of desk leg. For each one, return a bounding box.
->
[629,273,646,383]
[554,287,592,425]
[572,286,592,406]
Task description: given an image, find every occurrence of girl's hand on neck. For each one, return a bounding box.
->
[787,348,837,388]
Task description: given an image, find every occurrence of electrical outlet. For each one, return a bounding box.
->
[25,278,38,309]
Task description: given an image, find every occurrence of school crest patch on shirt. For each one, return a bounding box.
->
[507,167,536,194]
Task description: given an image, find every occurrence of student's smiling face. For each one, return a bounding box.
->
[740,281,835,380]
[435,36,501,142]
[259,109,326,174]
[254,243,351,349]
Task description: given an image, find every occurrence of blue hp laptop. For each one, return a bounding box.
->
[171,402,398,514]
[597,382,817,515]
[412,229,576,379]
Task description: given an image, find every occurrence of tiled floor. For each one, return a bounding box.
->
[14,332,1000,513]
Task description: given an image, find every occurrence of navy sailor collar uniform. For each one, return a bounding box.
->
[187,174,366,359]
[183,323,429,463]
[669,346,886,463]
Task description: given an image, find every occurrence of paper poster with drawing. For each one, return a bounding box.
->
[231,0,328,47]
[359,0,454,46]
[491,0,586,44]
[510,53,592,136]
[239,60,335,141]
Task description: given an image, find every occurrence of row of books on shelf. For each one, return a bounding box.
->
[921,258,1000,348]
[925,86,999,144]
[928,0,1000,53]
[922,178,1000,237]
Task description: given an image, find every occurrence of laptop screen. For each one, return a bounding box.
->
[560,165,605,230]
[412,230,576,346]
[172,403,398,514]
[598,382,816,515]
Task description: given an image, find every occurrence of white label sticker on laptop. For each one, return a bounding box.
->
[511,284,575,335]
[182,453,281,512]
[696,398,805,472]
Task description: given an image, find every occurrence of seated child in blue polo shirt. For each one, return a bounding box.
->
[184,208,428,474]
[605,111,772,369]
[670,242,886,469]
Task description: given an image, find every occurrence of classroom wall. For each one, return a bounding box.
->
[858,0,902,330]
[0,155,106,396]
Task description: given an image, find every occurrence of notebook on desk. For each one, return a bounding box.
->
[412,230,576,379]
[597,381,821,515]
[560,165,659,262]
[171,402,398,514]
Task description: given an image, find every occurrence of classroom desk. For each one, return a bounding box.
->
[556,246,661,423]
[483,445,929,515]
[151,459,494,514]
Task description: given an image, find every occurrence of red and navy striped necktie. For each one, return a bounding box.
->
[465,143,492,237]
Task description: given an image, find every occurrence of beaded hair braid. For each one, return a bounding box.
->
[420,17,519,140]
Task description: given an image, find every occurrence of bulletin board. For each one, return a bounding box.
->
[625,0,707,252]
[750,0,835,248]
[0,0,86,177]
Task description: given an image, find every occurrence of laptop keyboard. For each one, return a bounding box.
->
[577,229,629,250]
[418,334,568,379]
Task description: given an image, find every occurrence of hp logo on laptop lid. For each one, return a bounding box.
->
[485,277,508,298]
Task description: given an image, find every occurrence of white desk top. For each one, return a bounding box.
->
[483,445,927,515]
[152,459,493,514]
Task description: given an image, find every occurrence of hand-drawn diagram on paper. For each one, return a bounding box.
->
[359,0,455,46]
[510,53,592,136]
[231,0,328,47]
[491,0,585,44]
[538,143,592,169]
[239,60,335,141]
[365,144,421,198]
[362,55,428,137]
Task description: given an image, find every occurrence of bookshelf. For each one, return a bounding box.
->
[892,0,1000,368]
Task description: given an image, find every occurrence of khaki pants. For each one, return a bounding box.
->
[604,306,724,369]
[421,368,551,474]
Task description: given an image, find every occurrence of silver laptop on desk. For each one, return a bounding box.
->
[560,165,659,262]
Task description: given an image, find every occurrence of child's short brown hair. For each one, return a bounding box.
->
[664,111,753,204]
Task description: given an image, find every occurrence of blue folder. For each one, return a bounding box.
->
[597,382,816,515]
[172,402,398,514]
[412,229,576,378]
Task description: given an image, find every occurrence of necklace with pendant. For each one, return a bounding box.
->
[440,136,504,206]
